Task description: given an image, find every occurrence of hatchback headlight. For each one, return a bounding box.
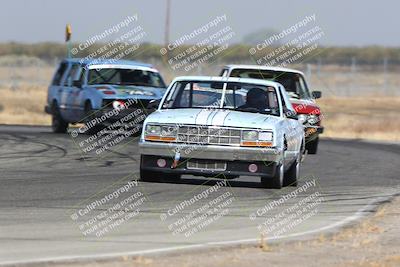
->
[298,114,308,124]
[241,130,273,147]
[144,124,176,142]
[308,115,319,125]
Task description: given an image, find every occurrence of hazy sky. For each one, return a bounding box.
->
[0,0,398,46]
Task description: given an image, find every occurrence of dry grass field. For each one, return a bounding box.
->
[0,60,399,141]
[0,85,49,125]
[317,97,400,141]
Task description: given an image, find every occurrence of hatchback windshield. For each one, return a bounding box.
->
[162,81,281,116]
[87,68,166,88]
[229,69,311,99]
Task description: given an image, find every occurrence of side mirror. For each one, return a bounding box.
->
[73,80,82,88]
[312,91,321,99]
[147,99,161,110]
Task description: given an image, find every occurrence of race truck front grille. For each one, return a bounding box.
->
[176,125,241,146]
[187,160,227,171]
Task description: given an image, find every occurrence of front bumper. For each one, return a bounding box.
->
[305,125,324,139]
[141,155,278,178]
[139,141,283,162]
[98,107,149,122]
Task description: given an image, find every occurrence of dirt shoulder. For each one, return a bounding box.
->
[45,196,400,267]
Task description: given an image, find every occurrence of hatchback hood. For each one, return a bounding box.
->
[89,84,166,99]
[290,99,321,115]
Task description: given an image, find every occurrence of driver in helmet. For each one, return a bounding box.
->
[237,87,268,111]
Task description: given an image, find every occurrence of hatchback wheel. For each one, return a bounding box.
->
[51,103,68,133]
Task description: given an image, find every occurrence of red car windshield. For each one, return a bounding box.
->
[229,69,312,99]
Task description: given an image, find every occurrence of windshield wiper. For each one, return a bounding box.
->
[235,107,279,116]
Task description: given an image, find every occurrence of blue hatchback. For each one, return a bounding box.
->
[45,58,167,134]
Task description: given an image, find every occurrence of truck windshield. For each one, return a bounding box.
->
[229,69,311,99]
[162,81,281,116]
[87,68,166,88]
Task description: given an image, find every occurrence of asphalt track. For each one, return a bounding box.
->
[0,125,399,265]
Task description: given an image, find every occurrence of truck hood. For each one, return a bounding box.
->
[290,98,321,115]
[87,84,166,100]
[146,109,283,130]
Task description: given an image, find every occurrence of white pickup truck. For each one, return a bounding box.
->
[139,76,305,189]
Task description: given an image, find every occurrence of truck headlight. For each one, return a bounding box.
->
[161,125,177,137]
[241,130,273,147]
[146,125,161,135]
[145,124,176,142]
[259,132,273,141]
[242,130,258,141]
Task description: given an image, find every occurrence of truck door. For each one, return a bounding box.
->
[67,64,85,122]
[58,62,72,120]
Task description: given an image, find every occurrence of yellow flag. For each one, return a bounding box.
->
[65,24,72,42]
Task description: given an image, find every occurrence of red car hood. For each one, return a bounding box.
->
[290,99,321,115]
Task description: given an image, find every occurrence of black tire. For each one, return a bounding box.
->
[83,102,103,135]
[51,102,68,133]
[261,163,284,189]
[140,168,161,182]
[140,167,180,182]
[163,173,181,182]
[306,137,319,154]
[284,154,300,187]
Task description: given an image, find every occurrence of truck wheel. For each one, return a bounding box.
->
[140,167,181,182]
[261,163,284,189]
[51,103,68,133]
[140,167,161,182]
[306,137,319,154]
[284,153,300,187]
[163,173,181,182]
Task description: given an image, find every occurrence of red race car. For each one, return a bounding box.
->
[220,65,323,154]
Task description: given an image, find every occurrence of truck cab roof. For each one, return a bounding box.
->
[61,58,154,69]
[223,64,305,76]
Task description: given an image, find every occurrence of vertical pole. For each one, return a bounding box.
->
[164,0,171,47]
[67,41,71,58]
[383,57,388,95]
[163,0,171,79]
[351,56,356,73]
